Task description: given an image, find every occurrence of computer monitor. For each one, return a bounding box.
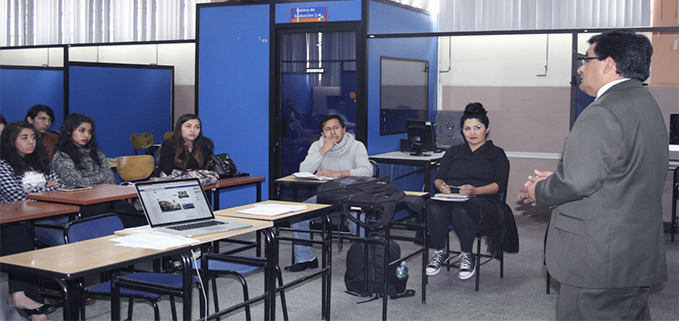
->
[406,119,436,156]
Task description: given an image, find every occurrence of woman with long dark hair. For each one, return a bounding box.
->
[0,121,61,320]
[51,113,115,188]
[157,114,215,176]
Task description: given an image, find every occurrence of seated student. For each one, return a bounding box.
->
[425,103,511,280]
[25,105,58,161]
[0,121,65,246]
[157,114,216,176]
[52,113,115,188]
[286,115,373,272]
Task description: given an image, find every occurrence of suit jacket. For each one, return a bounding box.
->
[537,79,668,288]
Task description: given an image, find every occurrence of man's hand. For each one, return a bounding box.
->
[518,170,553,206]
[316,169,346,178]
[46,179,58,187]
[319,137,338,155]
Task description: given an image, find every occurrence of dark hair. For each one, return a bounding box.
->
[0,121,51,176]
[318,114,346,133]
[460,102,489,129]
[25,104,55,122]
[55,113,104,170]
[0,114,6,126]
[588,30,653,81]
[164,114,214,170]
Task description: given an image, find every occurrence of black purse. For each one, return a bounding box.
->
[207,153,247,178]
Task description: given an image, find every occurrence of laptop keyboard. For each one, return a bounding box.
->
[167,220,224,231]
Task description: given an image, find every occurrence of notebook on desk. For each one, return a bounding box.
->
[135,178,251,237]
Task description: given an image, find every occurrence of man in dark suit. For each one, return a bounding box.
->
[519,30,668,320]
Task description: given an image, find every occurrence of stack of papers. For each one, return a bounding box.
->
[110,231,198,250]
[431,193,471,202]
[237,203,308,216]
[293,172,334,181]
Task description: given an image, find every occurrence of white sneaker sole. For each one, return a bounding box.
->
[458,268,476,280]
[426,268,441,276]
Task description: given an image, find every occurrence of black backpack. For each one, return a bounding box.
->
[316,176,409,228]
[344,233,415,301]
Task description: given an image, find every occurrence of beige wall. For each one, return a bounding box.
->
[440,85,679,223]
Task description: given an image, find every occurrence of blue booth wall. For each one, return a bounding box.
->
[274,0,362,23]
[68,63,173,159]
[0,67,65,129]
[367,1,438,194]
[198,4,271,209]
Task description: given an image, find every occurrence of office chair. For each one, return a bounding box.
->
[115,155,155,182]
[130,133,154,155]
[64,213,203,321]
[192,253,289,321]
[443,192,510,291]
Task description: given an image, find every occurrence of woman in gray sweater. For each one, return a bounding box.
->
[51,113,115,188]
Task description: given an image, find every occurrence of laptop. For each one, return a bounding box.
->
[135,178,252,237]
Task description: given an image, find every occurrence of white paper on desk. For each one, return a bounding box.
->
[293,172,334,181]
[110,231,198,250]
[237,203,308,216]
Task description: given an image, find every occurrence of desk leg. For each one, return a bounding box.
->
[180,253,193,321]
[321,214,332,320]
[212,188,219,210]
[423,162,431,193]
[262,228,276,321]
[256,182,262,202]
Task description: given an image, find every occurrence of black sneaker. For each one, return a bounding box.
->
[458,252,476,280]
[425,250,449,276]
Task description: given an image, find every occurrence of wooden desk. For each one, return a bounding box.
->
[274,175,328,201]
[0,201,80,224]
[369,151,445,193]
[27,184,136,207]
[0,217,272,321]
[204,176,265,209]
[215,200,334,320]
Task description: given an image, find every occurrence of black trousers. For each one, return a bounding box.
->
[1,223,44,303]
[426,200,478,252]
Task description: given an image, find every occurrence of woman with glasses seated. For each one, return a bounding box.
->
[425,103,513,280]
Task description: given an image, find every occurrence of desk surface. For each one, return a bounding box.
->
[215,200,332,222]
[0,216,271,279]
[369,151,445,162]
[0,201,80,224]
[275,174,329,185]
[208,176,265,189]
[27,184,137,205]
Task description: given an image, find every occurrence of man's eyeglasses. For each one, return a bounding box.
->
[578,56,604,65]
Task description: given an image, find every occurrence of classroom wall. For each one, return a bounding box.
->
[0,43,196,126]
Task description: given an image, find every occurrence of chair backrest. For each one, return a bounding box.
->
[130,133,154,151]
[116,155,155,181]
[163,131,173,140]
[64,213,124,243]
[370,159,380,178]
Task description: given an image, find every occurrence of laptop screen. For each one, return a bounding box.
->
[135,178,214,227]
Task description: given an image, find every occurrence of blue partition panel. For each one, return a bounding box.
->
[68,63,173,158]
[198,4,271,207]
[0,67,65,128]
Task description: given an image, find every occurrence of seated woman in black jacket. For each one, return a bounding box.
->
[158,114,215,176]
[425,103,511,280]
